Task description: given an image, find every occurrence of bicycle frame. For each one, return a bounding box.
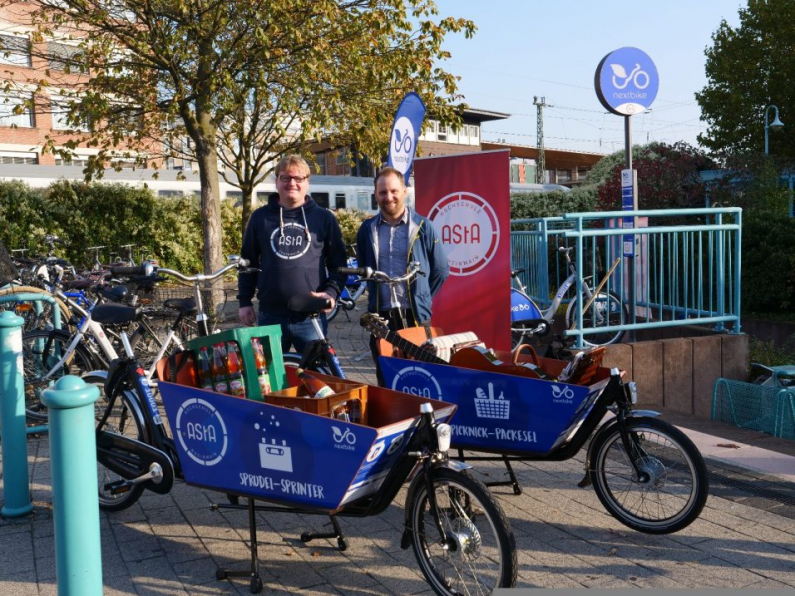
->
[35,296,120,382]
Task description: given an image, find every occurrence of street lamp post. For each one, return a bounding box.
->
[764,104,784,154]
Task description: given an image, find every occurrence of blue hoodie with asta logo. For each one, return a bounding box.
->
[237,194,347,316]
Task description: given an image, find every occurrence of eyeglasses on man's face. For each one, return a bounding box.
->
[278,174,308,184]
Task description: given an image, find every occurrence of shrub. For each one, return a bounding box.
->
[334,208,370,249]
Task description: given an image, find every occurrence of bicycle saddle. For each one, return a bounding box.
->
[91,303,142,325]
[96,284,129,303]
[163,297,197,315]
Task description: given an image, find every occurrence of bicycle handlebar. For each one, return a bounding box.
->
[156,258,255,284]
[336,261,424,284]
[287,294,332,314]
[108,263,155,277]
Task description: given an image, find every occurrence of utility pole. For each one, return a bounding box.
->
[533,96,549,184]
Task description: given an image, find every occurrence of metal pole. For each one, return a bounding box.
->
[0,311,34,518]
[41,376,103,596]
[625,116,636,341]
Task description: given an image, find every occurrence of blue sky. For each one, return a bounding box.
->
[434,0,745,155]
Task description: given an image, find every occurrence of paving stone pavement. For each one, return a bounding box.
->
[1,302,794,594]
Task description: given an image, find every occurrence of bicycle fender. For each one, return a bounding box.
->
[626,409,661,418]
[83,369,108,381]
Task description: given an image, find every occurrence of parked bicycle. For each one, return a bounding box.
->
[90,256,256,510]
[308,262,709,535]
[511,245,628,348]
[325,247,366,323]
[283,261,423,375]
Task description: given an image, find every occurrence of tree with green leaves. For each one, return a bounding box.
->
[595,142,717,212]
[29,0,475,277]
[695,0,795,163]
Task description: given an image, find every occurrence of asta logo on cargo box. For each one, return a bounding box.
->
[428,192,500,277]
[390,365,442,400]
[175,397,229,466]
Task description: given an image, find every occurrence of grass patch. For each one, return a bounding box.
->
[748,335,795,368]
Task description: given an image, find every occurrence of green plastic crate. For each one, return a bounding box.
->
[187,325,286,400]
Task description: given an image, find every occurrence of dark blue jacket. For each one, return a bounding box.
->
[356,208,449,323]
[238,195,347,315]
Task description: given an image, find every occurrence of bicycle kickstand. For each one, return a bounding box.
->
[300,515,348,551]
[457,449,523,496]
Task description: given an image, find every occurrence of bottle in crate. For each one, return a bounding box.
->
[226,341,247,398]
[296,368,334,398]
[347,398,362,424]
[211,342,230,394]
[196,346,214,391]
[251,337,272,396]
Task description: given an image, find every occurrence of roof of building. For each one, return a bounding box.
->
[461,107,511,123]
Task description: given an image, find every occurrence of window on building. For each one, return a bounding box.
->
[50,95,91,131]
[54,157,91,166]
[437,124,447,142]
[469,124,480,145]
[158,190,184,198]
[48,42,83,72]
[0,34,31,67]
[0,93,34,127]
[311,192,329,209]
[0,151,38,164]
[334,192,346,210]
[336,148,349,165]
[420,120,437,141]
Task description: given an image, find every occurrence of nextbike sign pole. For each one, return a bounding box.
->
[595,47,659,337]
[621,169,637,258]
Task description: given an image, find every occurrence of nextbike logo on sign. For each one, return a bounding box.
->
[595,47,659,116]
[428,192,500,277]
[270,223,311,260]
[390,116,415,175]
[390,365,443,400]
[175,398,229,466]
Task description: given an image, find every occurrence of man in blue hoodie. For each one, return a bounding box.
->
[238,155,347,353]
[356,166,449,382]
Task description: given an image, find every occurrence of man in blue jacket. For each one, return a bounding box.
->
[238,155,347,354]
[356,166,449,383]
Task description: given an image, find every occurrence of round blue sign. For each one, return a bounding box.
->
[595,47,659,116]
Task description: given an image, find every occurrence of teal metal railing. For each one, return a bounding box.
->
[511,207,742,346]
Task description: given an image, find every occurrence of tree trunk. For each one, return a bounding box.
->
[194,136,225,326]
[241,187,254,240]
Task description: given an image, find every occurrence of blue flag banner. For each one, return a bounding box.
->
[387,92,426,185]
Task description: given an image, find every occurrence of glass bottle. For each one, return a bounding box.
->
[251,338,272,396]
[226,341,246,398]
[211,342,230,394]
[347,398,362,424]
[196,346,214,391]
[296,368,334,398]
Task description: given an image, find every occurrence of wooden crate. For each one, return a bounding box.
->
[265,381,368,425]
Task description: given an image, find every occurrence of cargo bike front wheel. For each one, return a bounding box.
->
[407,467,517,596]
[589,416,708,534]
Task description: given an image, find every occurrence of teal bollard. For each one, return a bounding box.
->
[0,310,34,518]
[41,376,103,596]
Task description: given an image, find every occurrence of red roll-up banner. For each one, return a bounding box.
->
[414,150,511,351]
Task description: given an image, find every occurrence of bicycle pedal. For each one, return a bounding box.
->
[104,480,133,495]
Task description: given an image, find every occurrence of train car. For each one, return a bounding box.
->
[0,164,566,215]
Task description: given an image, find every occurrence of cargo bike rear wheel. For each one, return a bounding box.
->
[407,468,517,595]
